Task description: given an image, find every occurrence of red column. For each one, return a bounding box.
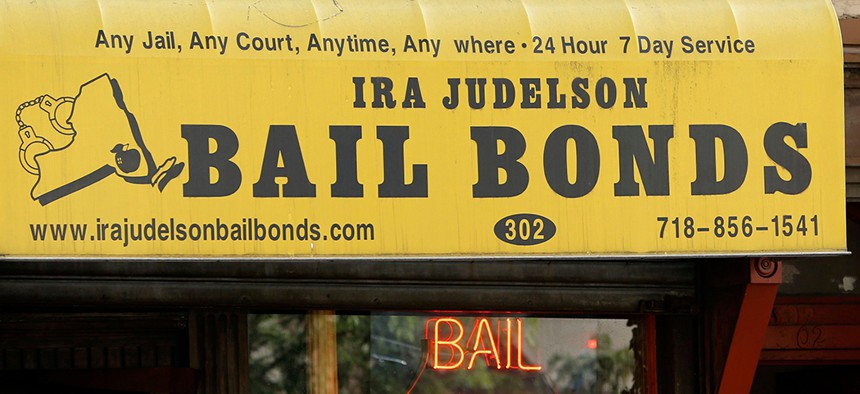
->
[717,258,782,394]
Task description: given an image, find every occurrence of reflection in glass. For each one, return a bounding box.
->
[249,313,639,393]
[249,314,308,394]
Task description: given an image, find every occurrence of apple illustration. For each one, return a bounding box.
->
[111,143,141,174]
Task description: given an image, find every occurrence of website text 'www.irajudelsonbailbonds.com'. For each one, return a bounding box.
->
[28,218,375,247]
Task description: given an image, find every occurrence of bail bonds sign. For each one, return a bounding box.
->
[0,0,847,258]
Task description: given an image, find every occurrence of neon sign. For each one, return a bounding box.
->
[425,317,542,371]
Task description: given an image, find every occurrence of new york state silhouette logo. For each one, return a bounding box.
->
[15,74,185,205]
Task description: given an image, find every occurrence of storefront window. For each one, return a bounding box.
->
[250,313,641,393]
[777,217,860,296]
[249,313,309,393]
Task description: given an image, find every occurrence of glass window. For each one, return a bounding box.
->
[249,313,642,394]
[249,313,309,394]
[778,217,860,296]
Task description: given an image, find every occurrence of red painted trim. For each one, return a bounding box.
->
[758,359,860,366]
[643,315,659,394]
[760,349,860,364]
[761,298,860,365]
[775,296,860,305]
[763,325,860,349]
[771,305,860,326]
[718,283,780,394]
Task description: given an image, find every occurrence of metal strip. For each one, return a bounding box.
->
[0,250,850,262]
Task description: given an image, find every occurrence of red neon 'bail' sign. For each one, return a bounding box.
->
[426,317,542,371]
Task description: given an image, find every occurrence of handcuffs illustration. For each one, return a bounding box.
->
[16,95,76,175]
[16,94,157,180]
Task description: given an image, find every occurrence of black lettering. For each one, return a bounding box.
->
[466,78,487,109]
[595,77,616,109]
[520,78,541,108]
[544,125,600,198]
[623,78,647,108]
[690,124,748,195]
[182,124,242,197]
[546,78,566,109]
[571,78,590,109]
[471,126,528,197]
[297,218,309,240]
[443,78,460,109]
[402,77,426,108]
[330,125,363,197]
[764,122,811,195]
[371,77,396,108]
[352,76,366,108]
[377,126,428,197]
[493,78,515,109]
[252,125,317,197]
[95,30,108,48]
[613,125,673,196]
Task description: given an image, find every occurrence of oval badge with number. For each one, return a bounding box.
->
[494,214,556,246]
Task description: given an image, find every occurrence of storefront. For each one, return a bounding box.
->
[0,0,847,393]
